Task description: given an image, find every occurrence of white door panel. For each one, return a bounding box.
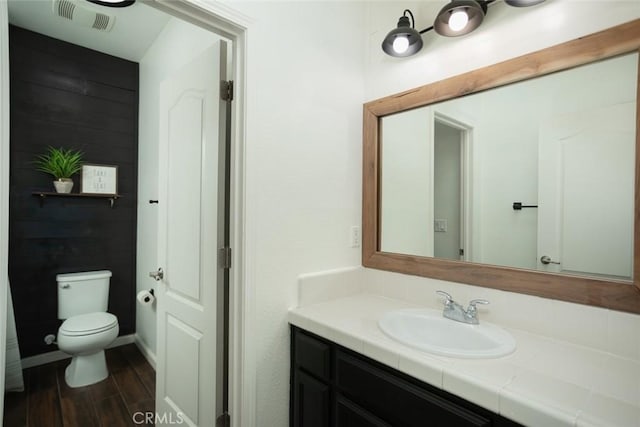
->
[156,42,224,427]
[166,93,205,302]
[538,102,635,279]
[165,314,202,422]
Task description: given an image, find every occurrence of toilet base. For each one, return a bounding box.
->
[64,350,109,388]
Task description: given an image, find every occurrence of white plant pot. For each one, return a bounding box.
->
[53,179,74,194]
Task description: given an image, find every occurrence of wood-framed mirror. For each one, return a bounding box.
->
[363,19,640,314]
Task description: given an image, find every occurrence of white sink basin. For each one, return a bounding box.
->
[378,308,516,359]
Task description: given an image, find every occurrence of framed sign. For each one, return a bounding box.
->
[81,164,118,195]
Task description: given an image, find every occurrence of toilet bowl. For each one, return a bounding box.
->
[57,312,119,387]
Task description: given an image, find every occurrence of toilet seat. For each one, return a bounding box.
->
[59,312,118,337]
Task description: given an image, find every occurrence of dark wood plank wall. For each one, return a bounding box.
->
[8,25,139,357]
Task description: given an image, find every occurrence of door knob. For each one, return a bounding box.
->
[540,256,560,265]
[149,268,164,281]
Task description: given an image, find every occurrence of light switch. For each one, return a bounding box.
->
[434,219,447,232]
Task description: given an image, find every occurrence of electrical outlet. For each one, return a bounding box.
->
[350,226,361,248]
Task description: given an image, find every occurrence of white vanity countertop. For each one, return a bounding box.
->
[288,293,640,427]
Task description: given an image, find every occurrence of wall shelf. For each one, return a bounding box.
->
[32,192,121,208]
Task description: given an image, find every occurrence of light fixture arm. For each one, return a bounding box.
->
[419,26,435,35]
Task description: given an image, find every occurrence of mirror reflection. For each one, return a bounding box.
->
[380,52,637,281]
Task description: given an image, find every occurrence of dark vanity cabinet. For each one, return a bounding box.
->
[290,326,522,427]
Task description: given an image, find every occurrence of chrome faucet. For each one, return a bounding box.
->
[436,291,489,325]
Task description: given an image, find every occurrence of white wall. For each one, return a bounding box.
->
[221,2,366,425]
[136,18,221,358]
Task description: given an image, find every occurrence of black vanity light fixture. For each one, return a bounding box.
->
[433,0,487,37]
[382,0,546,57]
[381,10,425,57]
[85,0,135,7]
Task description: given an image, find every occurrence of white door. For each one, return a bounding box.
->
[380,105,434,257]
[537,102,635,279]
[156,42,226,426]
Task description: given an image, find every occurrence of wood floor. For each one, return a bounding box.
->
[3,344,155,427]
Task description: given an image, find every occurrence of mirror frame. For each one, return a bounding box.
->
[363,19,640,314]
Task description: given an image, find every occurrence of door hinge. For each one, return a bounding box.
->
[221,80,234,102]
[219,247,232,269]
[216,412,231,427]
[459,248,464,256]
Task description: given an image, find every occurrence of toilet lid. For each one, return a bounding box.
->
[60,312,118,336]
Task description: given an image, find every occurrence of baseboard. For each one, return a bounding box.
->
[20,334,136,369]
[134,334,156,370]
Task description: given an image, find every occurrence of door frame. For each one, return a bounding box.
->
[145,0,256,427]
[143,2,253,427]
[0,1,254,426]
[433,112,473,262]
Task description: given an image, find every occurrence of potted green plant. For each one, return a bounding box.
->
[34,146,84,193]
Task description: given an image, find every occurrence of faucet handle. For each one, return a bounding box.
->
[467,299,490,314]
[436,290,454,305]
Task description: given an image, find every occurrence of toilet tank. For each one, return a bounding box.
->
[57,270,112,319]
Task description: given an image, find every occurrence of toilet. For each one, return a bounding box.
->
[56,270,119,388]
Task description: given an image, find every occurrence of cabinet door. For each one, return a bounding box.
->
[292,370,330,427]
[336,396,392,427]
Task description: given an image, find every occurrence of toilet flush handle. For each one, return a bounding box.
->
[149,267,164,281]
[60,284,70,289]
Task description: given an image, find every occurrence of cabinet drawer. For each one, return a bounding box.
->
[336,350,491,427]
[294,329,331,381]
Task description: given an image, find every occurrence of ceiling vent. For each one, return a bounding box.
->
[52,0,116,32]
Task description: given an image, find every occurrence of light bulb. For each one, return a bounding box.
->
[448,10,469,32]
[392,36,410,54]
